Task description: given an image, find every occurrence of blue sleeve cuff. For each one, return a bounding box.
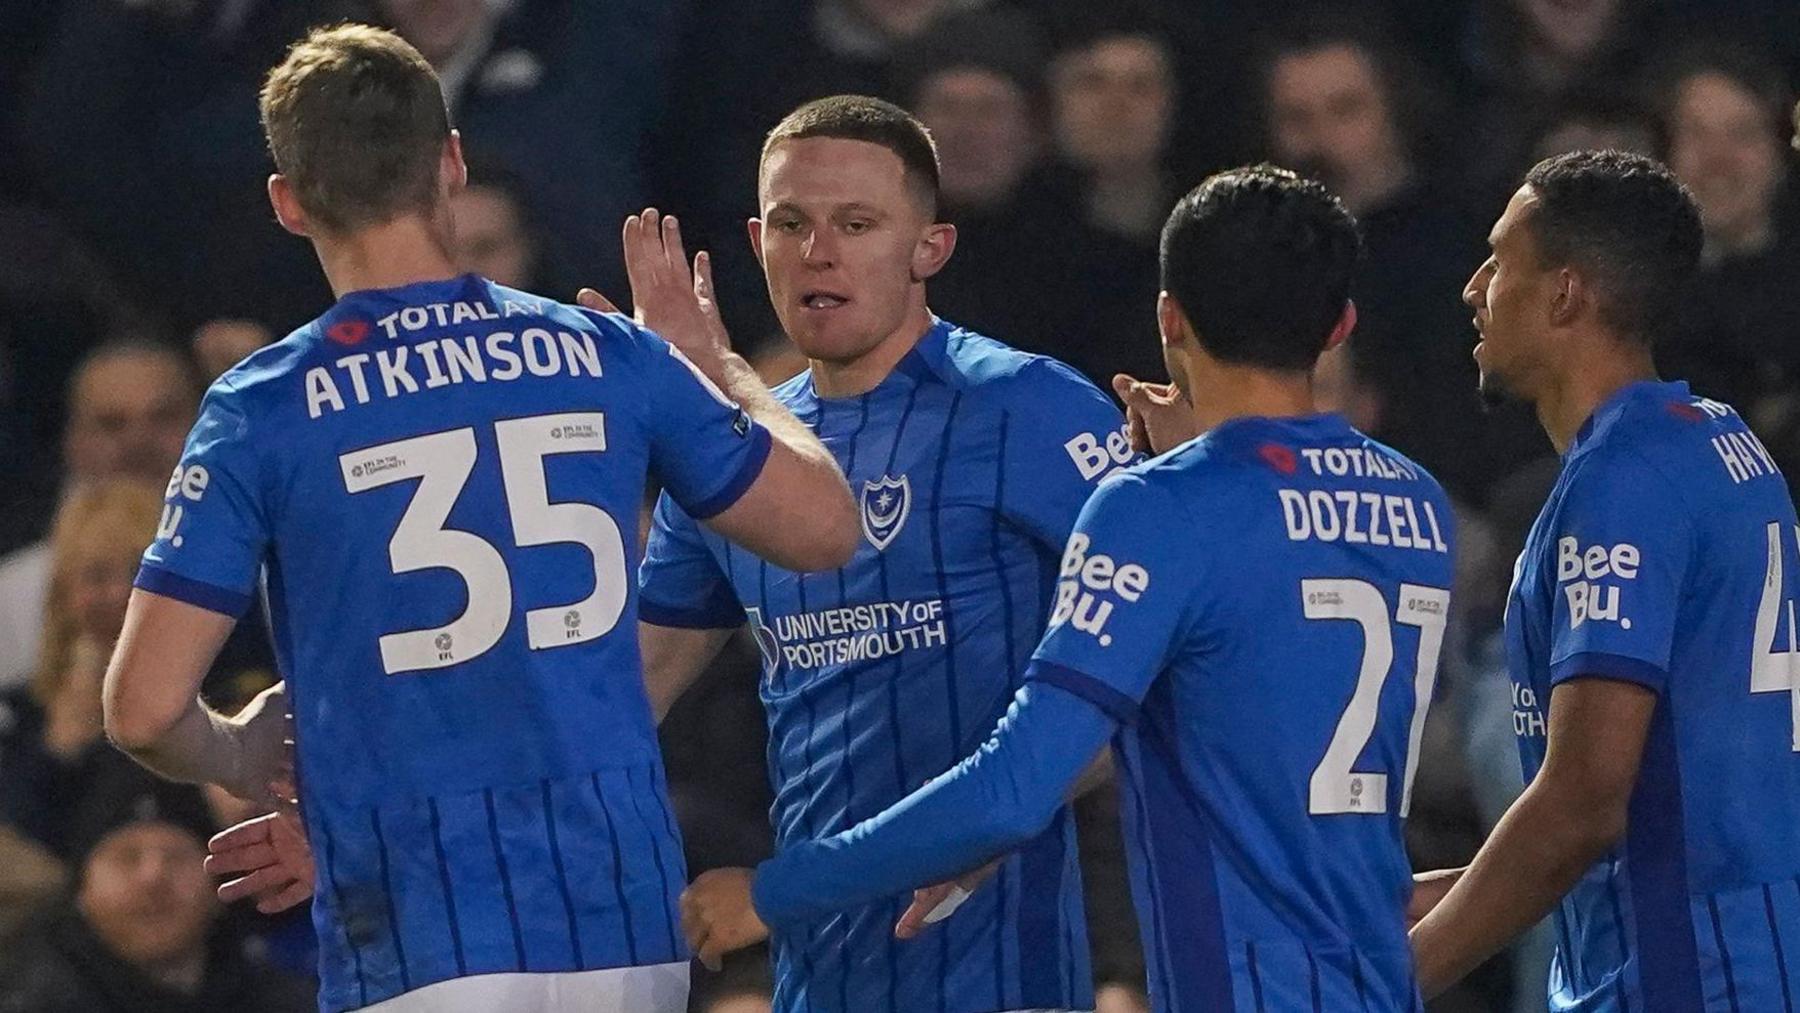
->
[134,565,254,618]
[1549,651,1668,692]
[638,593,744,630]
[1025,660,1140,725]
[684,425,773,520]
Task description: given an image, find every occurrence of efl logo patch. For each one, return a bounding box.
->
[861,475,911,551]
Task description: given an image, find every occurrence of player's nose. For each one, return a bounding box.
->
[800,229,835,267]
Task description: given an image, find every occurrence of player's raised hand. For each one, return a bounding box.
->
[221,680,293,808]
[206,808,315,914]
[577,208,732,371]
[894,858,1000,939]
[680,867,768,971]
[1113,374,1200,456]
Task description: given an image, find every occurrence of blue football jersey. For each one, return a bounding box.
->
[136,274,773,1012]
[1030,414,1454,1013]
[1504,380,1800,1013]
[640,319,1125,1012]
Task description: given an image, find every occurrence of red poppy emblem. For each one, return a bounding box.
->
[327,320,370,346]
[1258,443,1298,474]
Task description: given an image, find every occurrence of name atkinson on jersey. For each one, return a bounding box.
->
[302,300,603,420]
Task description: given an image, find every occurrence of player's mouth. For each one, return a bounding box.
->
[800,290,850,311]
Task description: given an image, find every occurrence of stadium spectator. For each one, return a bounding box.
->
[1031,11,1180,384]
[1259,14,1544,503]
[893,9,1098,364]
[1654,41,1800,415]
[0,343,197,693]
[445,162,567,294]
[1048,17,1178,244]
[1527,93,1657,164]
[189,319,273,382]
[0,778,313,1013]
[1455,0,1658,200]
[369,0,673,296]
[0,481,181,857]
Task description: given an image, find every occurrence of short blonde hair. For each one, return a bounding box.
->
[32,480,165,706]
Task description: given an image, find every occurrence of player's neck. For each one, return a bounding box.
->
[1536,340,1658,454]
[313,216,460,300]
[809,304,935,399]
[1188,362,1317,434]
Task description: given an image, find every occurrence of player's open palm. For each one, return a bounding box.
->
[680,867,768,971]
[578,208,731,368]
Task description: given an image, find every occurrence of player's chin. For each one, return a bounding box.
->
[1476,367,1516,410]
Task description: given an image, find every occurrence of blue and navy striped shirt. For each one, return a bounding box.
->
[136,275,772,1011]
[641,319,1125,1012]
[1506,381,1800,1012]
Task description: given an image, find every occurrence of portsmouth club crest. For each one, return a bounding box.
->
[861,475,912,551]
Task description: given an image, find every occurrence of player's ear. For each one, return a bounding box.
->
[747,217,766,267]
[442,130,468,195]
[1549,267,1581,327]
[910,223,956,283]
[1156,291,1191,349]
[268,174,310,238]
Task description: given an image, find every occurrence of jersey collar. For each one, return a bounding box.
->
[1567,379,1691,459]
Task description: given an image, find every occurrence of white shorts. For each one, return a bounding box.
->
[358,962,689,1012]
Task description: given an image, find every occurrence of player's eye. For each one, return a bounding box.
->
[774,219,804,233]
[843,219,873,235]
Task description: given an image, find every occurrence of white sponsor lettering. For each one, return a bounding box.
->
[1556,536,1638,630]
[1064,425,1135,481]
[1048,532,1149,647]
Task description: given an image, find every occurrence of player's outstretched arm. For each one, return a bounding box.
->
[579,210,857,572]
[680,682,1114,968]
[1410,677,1655,997]
[894,748,1115,938]
[103,590,283,805]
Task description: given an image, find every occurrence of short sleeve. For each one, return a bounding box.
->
[1545,450,1692,691]
[1000,359,1134,551]
[636,325,773,520]
[637,492,745,629]
[1026,473,1198,721]
[135,382,269,617]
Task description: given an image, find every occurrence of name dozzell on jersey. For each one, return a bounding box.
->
[1278,488,1449,553]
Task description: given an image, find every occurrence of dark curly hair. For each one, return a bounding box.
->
[1521,150,1703,346]
[1159,164,1362,371]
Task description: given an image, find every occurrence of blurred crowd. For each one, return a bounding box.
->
[1,1,1798,1010]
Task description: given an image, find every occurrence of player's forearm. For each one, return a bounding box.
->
[1410,775,1624,997]
[110,695,251,792]
[708,350,838,483]
[751,684,1112,928]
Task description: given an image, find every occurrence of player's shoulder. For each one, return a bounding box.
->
[1562,383,1722,501]
[932,319,1108,409]
[208,323,320,410]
